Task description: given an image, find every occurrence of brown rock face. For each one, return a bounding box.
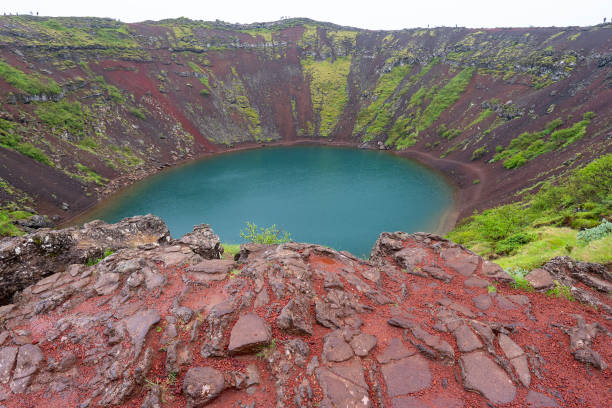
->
[228,313,272,354]
[0,215,172,303]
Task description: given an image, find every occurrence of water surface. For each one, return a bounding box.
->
[82,146,454,257]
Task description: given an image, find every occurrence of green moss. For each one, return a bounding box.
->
[568,32,581,41]
[35,100,84,135]
[0,119,52,165]
[0,208,34,236]
[128,107,146,119]
[492,113,594,169]
[417,67,474,132]
[301,56,351,137]
[466,109,493,129]
[0,60,61,95]
[75,163,107,185]
[354,64,412,138]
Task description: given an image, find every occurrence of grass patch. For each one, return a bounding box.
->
[546,280,575,301]
[86,249,115,266]
[492,113,594,169]
[417,67,474,132]
[35,100,84,135]
[448,154,612,266]
[1,118,52,165]
[392,67,474,148]
[354,64,412,138]
[506,268,534,291]
[466,109,493,130]
[222,243,241,260]
[301,56,351,137]
[128,107,147,119]
[0,60,61,95]
[0,208,34,236]
[75,163,107,185]
[256,339,276,359]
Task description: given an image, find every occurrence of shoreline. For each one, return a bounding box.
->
[60,139,485,234]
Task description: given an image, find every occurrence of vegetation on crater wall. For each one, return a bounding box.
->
[390,67,474,149]
[448,154,612,268]
[354,64,412,140]
[0,60,61,96]
[0,118,52,165]
[492,112,595,169]
[301,56,351,137]
[35,100,85,136]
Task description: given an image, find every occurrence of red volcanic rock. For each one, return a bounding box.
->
[0,226,609,407]
[228,313,272,355]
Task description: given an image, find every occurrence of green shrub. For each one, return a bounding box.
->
[506,268,534,291]
[86,249,114,266]
[128,107,146,119]
[495,232,535,255]
[577,219,612,245]
[546,280,575,301]
[240,221,291,244]
[471,146,488,161]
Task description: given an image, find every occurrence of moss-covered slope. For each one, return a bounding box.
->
[0,16,610,235]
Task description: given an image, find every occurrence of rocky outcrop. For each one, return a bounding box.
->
[0,222,609,407]
[0,215,173,304]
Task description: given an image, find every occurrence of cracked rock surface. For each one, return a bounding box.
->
[0,221,610,407]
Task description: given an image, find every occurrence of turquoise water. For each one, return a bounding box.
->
[82,146,454,257]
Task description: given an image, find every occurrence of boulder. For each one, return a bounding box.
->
[526,268,554,290]
[179,224,223,259]
[182,367,225,407]
[228,313,271,354]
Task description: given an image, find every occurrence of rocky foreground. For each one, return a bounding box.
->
[0,216,610,407]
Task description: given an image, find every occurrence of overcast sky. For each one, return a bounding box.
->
[3,1,610,30]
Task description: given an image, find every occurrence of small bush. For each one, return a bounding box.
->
[506,268,534,291]
[240,221,291,244]
[86,249,114,266]
[495,232,535,256]
[577,219,612,245]
[128,107,146,119]
[546,280,575,301]
[471,146,488,161]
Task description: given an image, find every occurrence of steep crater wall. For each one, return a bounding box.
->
[0,16,611,227]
